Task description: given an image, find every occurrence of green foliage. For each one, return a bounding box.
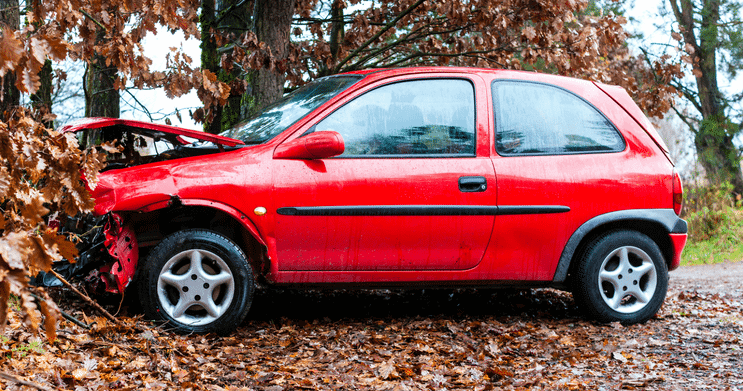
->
[584,0,629,17]
[1,299,47,359]
[1,335,46,359]
[694,116,742,188]
[8,294,21,312]
[682,182,743,265]
[718,0,743,78]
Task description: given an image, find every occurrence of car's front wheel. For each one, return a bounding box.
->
[572,230,668,325]
[138,229,254,334]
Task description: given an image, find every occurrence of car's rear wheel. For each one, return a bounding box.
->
[139,229,254,334]
[572,230,668,325]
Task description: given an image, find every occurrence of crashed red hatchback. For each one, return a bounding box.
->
[52,67,687,334]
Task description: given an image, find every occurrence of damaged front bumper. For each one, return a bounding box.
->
[36,212,139,295]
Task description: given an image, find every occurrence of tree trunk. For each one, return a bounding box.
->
[0,0,20,120]
[31,60,53,127]
[85,29,120,118]
[329,0,344,63]
[668,0,743,194]
[200,0,223,134]
[201,0,253,134]
[249,0,296,115]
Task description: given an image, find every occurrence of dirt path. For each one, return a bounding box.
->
[669,260,743,296]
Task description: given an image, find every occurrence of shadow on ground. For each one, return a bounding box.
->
[247,287,581,324]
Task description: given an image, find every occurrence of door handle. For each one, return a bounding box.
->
[459,176,487,192]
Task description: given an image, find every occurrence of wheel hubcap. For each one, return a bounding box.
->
[598,246,657,314]
[157,249,235,326]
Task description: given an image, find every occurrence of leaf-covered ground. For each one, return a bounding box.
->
[2,263,742,390]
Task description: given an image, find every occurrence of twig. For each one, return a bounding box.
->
[79,10,106,31]
[214,0,249,25]
[0,371,52,391]
[48,269,123,327]
[670,104,699,134]
[333,0,425,73]
[60,310,92,330]
[123,89,153,122]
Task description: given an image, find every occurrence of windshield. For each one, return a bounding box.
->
[221,75,363,144]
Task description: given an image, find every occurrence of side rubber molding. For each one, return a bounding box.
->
[553,209,687,283]
[277,205,570,216]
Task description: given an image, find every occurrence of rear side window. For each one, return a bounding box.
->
[316,78,475,157]
[493,81,624,155]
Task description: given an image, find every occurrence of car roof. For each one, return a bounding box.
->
[338,66,597,87]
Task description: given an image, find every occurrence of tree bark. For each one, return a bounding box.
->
[0,0,20,120]
[85,29,120,118]
[329,0,344,63]
[668,0,743,193]
[249,0,296,115]
[31,60,53,127]
[201,0,253,134]
[200,0,223,134]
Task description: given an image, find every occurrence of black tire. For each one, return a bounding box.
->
[138,229,254,334]
[572,230,668,325]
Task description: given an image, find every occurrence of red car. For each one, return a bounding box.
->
[57,67,687,334]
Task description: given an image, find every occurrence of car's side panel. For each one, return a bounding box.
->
[91,145,277,252]
[479,73,676,281]
[486,152,672,280]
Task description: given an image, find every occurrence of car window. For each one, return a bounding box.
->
[315,79,476,157]
[221,75,362,144]
[493,81,624,155]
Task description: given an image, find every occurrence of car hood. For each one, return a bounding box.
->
[58,117,245,147]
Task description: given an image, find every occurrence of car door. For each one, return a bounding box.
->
[272,76,496,272]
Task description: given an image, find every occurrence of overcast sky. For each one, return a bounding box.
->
[122,29,203,130]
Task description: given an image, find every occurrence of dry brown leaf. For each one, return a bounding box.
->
[0,231,32,270]
[38,294,60,342]
[0,30,24,77]
[20,291,41,330]
[0,280,9,330]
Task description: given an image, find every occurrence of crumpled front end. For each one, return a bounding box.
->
[93,213,139,294]
[38,212,140,295]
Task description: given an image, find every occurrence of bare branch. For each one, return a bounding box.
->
[79,10,106,31]
[123,89,153,122]
[48,269,124,327]
[671,81,703,113]
[670,104,699,134]
[332,0,425,73]
[344,22,474,71]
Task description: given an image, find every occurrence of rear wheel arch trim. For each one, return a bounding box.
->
[553,209,687,283]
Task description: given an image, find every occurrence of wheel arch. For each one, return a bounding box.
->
[553,209,687,285]
[125,199,270,278]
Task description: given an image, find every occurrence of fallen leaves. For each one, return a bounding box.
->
[1,282,741,390]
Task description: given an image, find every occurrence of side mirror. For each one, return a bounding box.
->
[274,131,345,160]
